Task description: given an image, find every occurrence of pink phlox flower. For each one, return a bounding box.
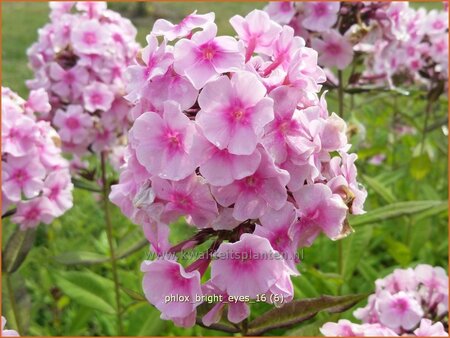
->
[153,11,215,41]
[174,23,244,89]
[197,71,274,155]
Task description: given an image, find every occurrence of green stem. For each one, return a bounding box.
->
[419,100,434,155]
[337,70,344,118]
[391,95,398,170]
[6,274,23,335]
[338,240,343,279]
[100,151,124,335]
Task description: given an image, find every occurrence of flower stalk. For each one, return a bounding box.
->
[100,151,124,335]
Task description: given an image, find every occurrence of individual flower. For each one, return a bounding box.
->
[302,2,340,32]
[153,11,215,41]
[211,147,289,221]
[141,259,202,327]
[230,10,281,60]
[414,319,448,337]
[197,72,274,155]
[2,156,46,202]
[320,319,364,337]
[151,174,219,228]
[377,291,424,330]
[83,82,115,113]
[201,281,250,326]
[311,30,354,70]
[211,233,294,298]
[290,183,348,247]
[174,23,244,89]
[197,133,262,186]
[264,2,296,25]
[130,101,199,181]
[49,63,89,101]
[53,105,93,143]
[125,34,173,103]
[254,202,299,271]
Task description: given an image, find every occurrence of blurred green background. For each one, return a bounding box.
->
[1,2,448,336]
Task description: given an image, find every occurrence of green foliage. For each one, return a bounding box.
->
[1,1,447,336]
[247,293,368,335]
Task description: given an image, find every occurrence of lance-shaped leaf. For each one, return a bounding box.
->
[349,201,447,227]
[72,177,101,193]
[362,175,396,204]
[53,251,109,265]
[2,226,37,273]
[247,293,367,335]
[53,270,117,314]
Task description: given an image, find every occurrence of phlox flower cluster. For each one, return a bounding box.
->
[361,2,448,87]
[110,10,366,328]
[2,87,73,230]
[265,2,448,87]
[26,2,139,161]
[321,264,448,336]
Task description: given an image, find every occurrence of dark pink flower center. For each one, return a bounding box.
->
[83,31,97,45]
[65,116,80,130]
[433,20,444,29]
[313,3,328,17]
[171,192,193,211]
[233,109,245,121]
[90,92,104,105]
[201,43,217,61]
[25,206,41,221]
[113,33,124,43]
[165,130,184,152]
[272,231,290,252]
[63,71,76,84]
[13,169,29,184]
[97,129,110,141]
[281,2,291,12]
[49,186,60,201]
[325,42,342,56]
[8,128,19,139]
[240,173,263,193]
[393,298,410,313]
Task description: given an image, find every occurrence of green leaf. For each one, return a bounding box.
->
[137,316,165,336]
[385,237,411,266]
[53,271,116,314]
[72,178,101,193]
[410,154,432,180]
[2,226,36,273]
[53,251,109,265]
[349,201,446,227]
[247,293,367,335]
[412,202,448,222]
[116,238,148,260]
[357,260,379,283]
[121,287,146,302]
[341,227,373,281]
[362,175,396,203]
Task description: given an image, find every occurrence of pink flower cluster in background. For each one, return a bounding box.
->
[26,2,139,163]
[2,87,73,230]
[265,2,448,87]
[110,9,366,327]
[321,264,449,336]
